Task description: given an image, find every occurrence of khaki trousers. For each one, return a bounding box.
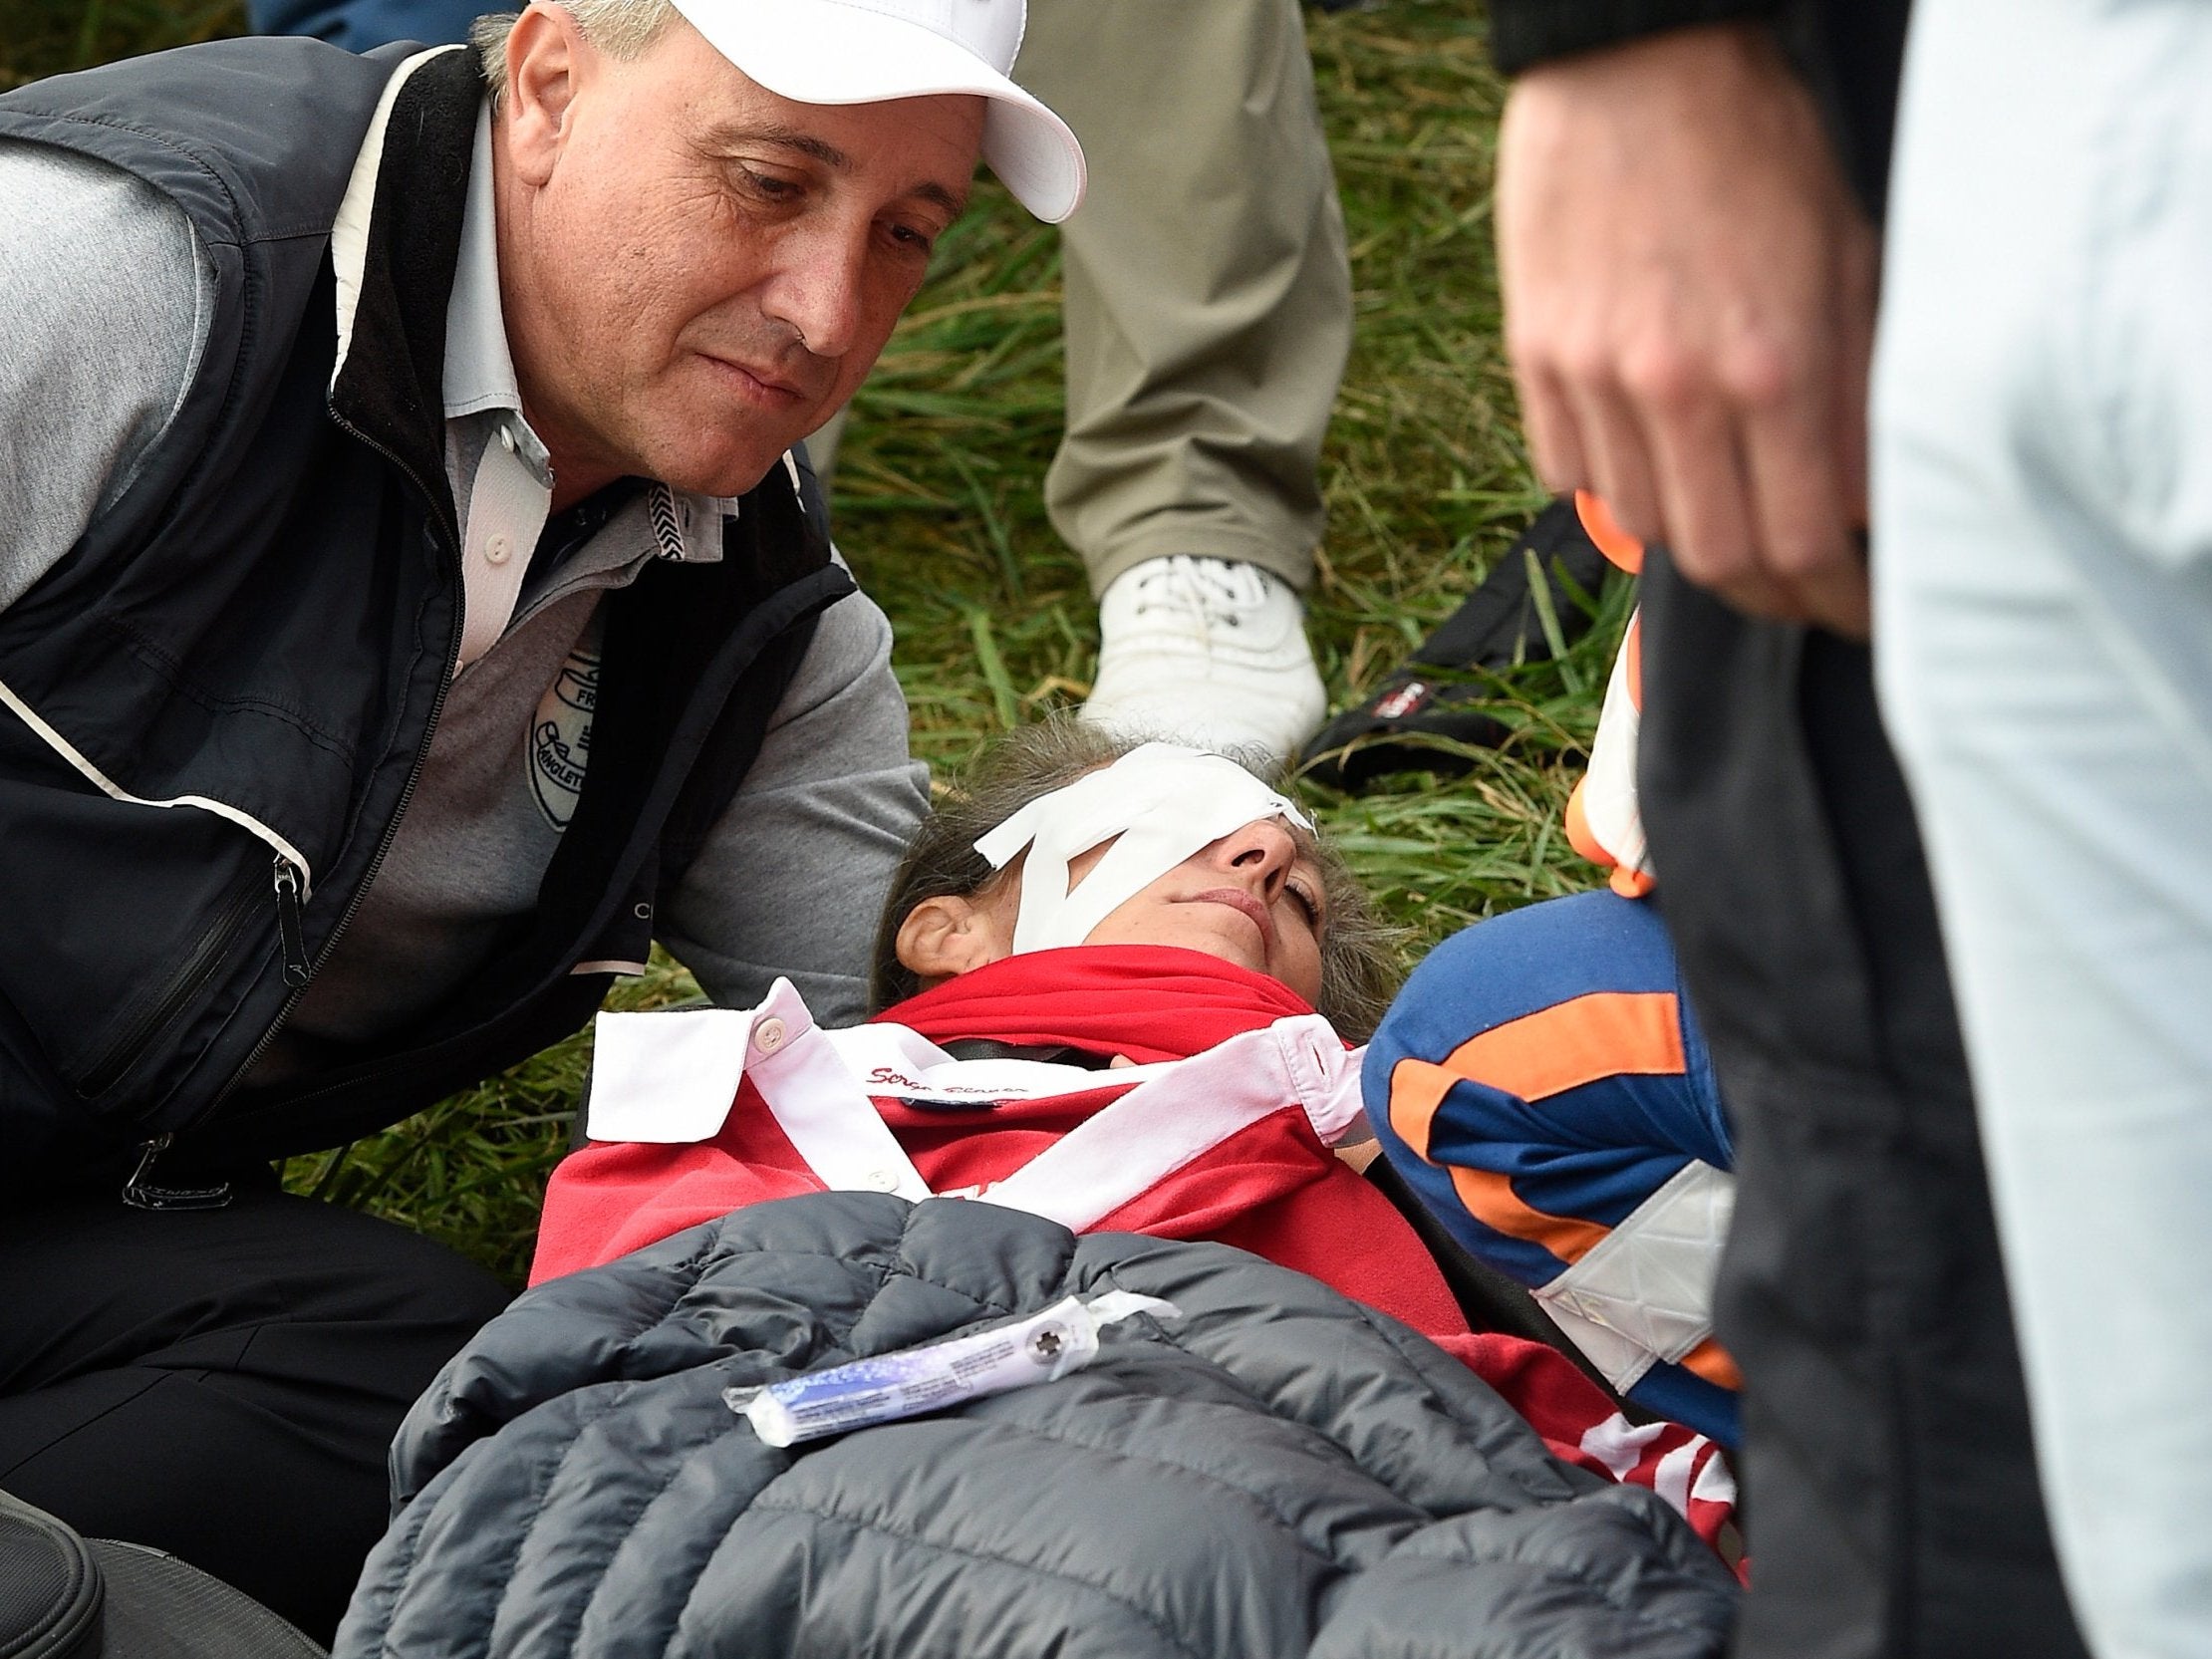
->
[815,0,1351,597]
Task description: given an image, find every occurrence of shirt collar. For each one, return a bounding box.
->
[442,106,553,470]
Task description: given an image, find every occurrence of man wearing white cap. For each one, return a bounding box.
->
[0,1,1079,1636]
[250,0,1354,767]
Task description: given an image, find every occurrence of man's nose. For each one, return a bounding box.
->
[1212,818,1296,894]
[763,226,868,362]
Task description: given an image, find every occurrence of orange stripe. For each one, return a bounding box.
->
[1444,990,1685,1105]
[1446,1163,1612,1262]
[1679,1336,1742,1390]
[1387,991,1689,1263]
[1386,1057,1461,1161]
[1387,992,1686,1159]
[1575,490,1645,574]
[1608,865,1658,899]
[1563,779,1609,870]
[1623,610,1643,711]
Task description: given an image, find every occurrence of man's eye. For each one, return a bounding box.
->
[739,168,802,201]
[886,221,936,255]
[1286,882,1322,926]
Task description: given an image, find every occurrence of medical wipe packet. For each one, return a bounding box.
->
[722,1288,1180,1448]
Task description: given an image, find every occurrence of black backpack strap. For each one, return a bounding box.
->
[1299,494,1615,790]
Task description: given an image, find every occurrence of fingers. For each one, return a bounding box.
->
[1738,377,1871,638]
[1515,361,1590,496]
[1505,222,1872,633]
[1635,386,1798,623]
[1568,374,1665,551]
[1522,327,1849,628]
[1514,295,1872,638]
[1492,23,1879,637]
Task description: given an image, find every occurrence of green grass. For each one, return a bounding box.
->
[0,0,237,84]
[7,1,1619,1284]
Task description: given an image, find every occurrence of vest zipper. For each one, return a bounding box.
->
[148,409,463,1156]
[0,677,317,880]
[0,681,324,1181]
[78,872,264,1100]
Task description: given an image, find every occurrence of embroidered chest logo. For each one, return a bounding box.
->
[530,643,599,830]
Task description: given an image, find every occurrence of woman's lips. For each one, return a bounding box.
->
[1185,887,1275,951]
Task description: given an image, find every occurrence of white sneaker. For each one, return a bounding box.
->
[1080,556,1328,765]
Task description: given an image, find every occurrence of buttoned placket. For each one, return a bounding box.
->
[452,419,553,672]
[493,482,736,652]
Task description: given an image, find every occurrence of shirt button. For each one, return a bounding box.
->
[498,427,517,454]
[752,1016,788,1056]
[484,534,512,566]
[863,1168,902,1194]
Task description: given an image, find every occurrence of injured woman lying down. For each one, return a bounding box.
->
[336,728,1744,1659]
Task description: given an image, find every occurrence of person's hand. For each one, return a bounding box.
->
[1497,23,1879,637]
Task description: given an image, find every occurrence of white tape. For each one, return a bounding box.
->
[973,743,1312,954]
[1532,1160,1735,1392]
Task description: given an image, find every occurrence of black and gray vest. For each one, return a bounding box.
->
[0,40,851,1179]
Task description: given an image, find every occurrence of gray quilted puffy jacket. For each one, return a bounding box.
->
[337,1194,1738,1658]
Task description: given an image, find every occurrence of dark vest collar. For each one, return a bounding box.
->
[326,44,481,550]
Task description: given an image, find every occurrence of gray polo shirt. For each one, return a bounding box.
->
[0,131,929,1065]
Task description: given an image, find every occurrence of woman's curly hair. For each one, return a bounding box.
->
[868,721,1408,1041]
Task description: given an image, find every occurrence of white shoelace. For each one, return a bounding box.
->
[1127,555,1271,630]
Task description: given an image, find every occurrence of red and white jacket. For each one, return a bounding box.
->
[535,947,1737,1549]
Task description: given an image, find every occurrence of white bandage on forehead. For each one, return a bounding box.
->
[972,743,1314,954]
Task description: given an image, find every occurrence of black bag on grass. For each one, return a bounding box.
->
[1299,495,1612,790]
[0,1490,324,1659]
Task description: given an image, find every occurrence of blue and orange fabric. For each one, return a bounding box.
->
[1365,890,1741,1445]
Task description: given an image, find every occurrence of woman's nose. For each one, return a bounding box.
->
[1213,818,1296,890]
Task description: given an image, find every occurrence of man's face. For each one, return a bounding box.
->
[497,7,984,502]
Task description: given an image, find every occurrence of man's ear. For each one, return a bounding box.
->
[503,2,586,187]
[895,894,1009,986]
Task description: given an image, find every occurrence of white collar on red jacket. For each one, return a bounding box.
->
[582,978,1365,1233]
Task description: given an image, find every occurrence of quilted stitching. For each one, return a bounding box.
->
[344,1193,1736,1659]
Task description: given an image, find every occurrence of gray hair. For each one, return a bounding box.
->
[471,1,681,107]
[868,720,1410,1042]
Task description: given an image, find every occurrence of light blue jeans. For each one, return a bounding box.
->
[1875,3,2212,1652]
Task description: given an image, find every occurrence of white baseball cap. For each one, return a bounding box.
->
[667,0,1087,222]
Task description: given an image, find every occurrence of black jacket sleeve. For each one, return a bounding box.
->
[1489,0,1781,76]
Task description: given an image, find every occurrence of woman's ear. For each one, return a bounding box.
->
[894,893,1011,986]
